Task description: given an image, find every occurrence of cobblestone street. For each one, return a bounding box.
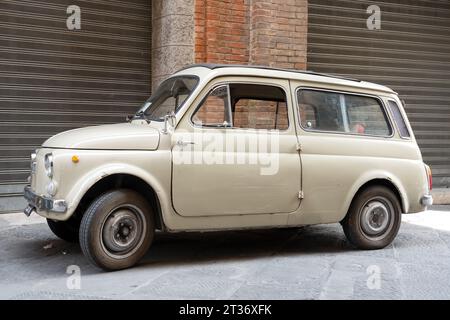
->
[1,207,449,300]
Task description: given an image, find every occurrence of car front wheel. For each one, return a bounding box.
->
[79,189,155,271]
[342,186,401,250]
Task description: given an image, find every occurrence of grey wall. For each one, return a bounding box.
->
[152,0,195,90]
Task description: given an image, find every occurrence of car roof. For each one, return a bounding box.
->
[176,64,397,95]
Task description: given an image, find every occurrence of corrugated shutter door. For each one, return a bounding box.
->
[307,0,450,187]
[0,0,152,212]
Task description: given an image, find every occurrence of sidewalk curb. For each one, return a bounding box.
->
[432,188,450,205]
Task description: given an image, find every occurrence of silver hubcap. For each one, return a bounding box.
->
[360,198,392,237]
[101,205,145,258]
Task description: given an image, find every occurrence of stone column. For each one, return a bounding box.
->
[152,0,195,90]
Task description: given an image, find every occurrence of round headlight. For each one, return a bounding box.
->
[44,153,54,178]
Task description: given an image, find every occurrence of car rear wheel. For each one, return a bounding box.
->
[79,189,154,271]
[342,186,401,250]
[47,217,80,243]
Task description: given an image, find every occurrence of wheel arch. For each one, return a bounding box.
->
[69,170,166,231]
[342,174,408,222]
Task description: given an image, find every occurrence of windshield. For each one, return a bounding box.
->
[137,76,199,121]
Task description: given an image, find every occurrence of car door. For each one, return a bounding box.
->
[171,77,302,217]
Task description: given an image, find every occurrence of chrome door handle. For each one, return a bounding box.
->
[176,140,195,146]
[176,140,195,150]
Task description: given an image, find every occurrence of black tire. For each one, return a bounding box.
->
[342,186,401,250]
[79,189,155,271]
[47,217,80,243]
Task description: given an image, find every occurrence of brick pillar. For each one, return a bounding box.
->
[195,0,250,64]
[194,0,308,70]
[250,0,308,70]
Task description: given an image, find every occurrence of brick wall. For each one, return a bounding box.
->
[250,0,308,69]
[234,100,289,130]
[194,0,308,69]
[192,0,308,130]
[194,98,289,130]
[195,0,250,64]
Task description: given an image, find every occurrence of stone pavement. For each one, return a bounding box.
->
[0,207,449,300]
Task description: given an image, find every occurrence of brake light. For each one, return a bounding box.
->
[424,164,432,191]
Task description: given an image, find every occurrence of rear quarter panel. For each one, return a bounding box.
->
[288,134,428,226]
[288,86,428,226]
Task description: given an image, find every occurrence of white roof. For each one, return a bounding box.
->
[174,64,397,95]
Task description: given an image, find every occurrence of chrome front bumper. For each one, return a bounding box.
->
[23,186,67,216]
[420,194,433,207]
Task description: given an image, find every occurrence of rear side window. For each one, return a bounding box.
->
[297,89,392,136]
[387,100,411,138]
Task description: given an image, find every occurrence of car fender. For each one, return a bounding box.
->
[60,163,166,220]
[340,170,409,220]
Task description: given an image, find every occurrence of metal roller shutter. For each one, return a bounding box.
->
[307,0,450,187]
[0,0,152,212]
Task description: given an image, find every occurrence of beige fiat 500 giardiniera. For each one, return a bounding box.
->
[24,64,433,270]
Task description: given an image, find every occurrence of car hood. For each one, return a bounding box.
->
[43,123,160,150]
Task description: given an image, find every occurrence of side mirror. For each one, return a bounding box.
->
[162,111,176,134]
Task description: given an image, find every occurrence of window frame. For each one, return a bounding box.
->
[191,84,233,128]
[386,99,411,140]
[142,75,200,122]
[295,87,395,138]
[190,81,291,132]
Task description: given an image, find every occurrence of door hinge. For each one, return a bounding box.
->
[296,143,302,152]
[298,191,304,199]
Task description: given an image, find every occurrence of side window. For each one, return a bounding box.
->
[346,95,391,136]
[192,83,289,130]
[192,85,232,127]
[387,100,411,138]
[231,84,288,130]
[298,90,345,132]
[297,89,392,136]
[298,103,317,129]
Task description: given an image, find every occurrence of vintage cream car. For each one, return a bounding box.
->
[24,64,433,270]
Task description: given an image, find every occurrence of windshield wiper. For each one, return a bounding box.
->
[127,110,150,123]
